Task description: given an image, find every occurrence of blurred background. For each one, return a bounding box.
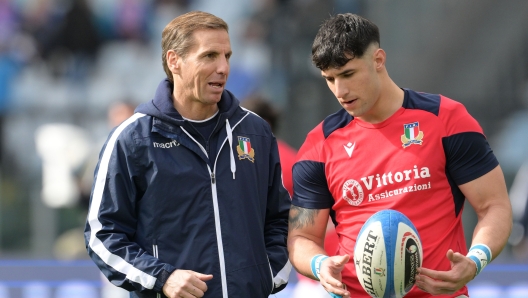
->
[0,0,528,297]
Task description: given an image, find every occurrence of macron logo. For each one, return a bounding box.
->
[344,142,355,157]
[153,140,180,148]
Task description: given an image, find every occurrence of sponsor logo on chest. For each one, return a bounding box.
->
[153,140,180,148]
[342,165,431,206]
[339,120,431,206]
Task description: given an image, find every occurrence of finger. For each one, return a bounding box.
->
[332,254,350,267]
[446,249,472,271]
[447,249,461,267]
[189,285,206,297]
[179,284,205,298]
[194,273,214,281]
[416,273,455,289]
[322,277,344,290]
[328,291,349,298]
[418,250,467,281]
[415,281,457,296]
[320,272,348,296]
[415,279,437,295]
[417,266,452,281]
[415,273,457,295]
[193,281,208,294]
[177,291,194,298]
[417,268,451,280]
[321,283,348,297]
[191,273,212,292]
[321,280,350,297]
[320,266,345,288]
[324,255,350,287]
[447,250,466,264]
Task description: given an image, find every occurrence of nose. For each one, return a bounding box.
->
[217,55,230,76]
[334,79,349,99]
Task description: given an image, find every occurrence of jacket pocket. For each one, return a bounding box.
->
[266,255,274,294]
[152,240,161,298]
[227,262,273,297]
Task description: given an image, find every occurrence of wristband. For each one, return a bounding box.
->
[310,255,343,298]
[466,244,492,276]
[310,254,328,280]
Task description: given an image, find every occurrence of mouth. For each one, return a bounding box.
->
[208,82,225,89]
[341,98,357,106]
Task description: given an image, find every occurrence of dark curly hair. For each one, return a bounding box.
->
[311,13,380,70]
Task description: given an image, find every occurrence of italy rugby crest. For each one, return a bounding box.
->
[237,136,255,162]
[401,122,424,148]
[374,268,386,277]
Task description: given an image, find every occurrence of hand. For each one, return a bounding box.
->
[415,249,476,295]
[318,254,351,297]
[162,270,213,298]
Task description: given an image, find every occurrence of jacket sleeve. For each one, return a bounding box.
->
[265,136,292,294]
[84,119,176,294]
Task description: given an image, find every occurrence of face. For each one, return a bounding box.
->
[169,29,232,107]
[321,47,384,121]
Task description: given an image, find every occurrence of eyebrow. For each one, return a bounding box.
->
[322,68,353,79]
[202,49,233,57]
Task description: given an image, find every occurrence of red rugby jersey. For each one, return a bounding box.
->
[292,89,498,298]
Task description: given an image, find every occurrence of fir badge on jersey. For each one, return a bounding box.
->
[237,136,255,162]
[401,122,424,148]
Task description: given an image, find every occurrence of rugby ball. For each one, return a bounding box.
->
[353,209,423,298]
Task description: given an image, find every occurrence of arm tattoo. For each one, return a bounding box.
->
[288,205,320,231]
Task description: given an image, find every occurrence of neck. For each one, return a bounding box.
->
[175,101,219,121]
[381,79,405,118]
[360,76,404,124]
[172,91,219,121]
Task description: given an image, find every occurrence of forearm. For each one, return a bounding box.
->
[460,166,512,262]
[288,204,331,278]
[288,234,327,279]
[471,203,512,261]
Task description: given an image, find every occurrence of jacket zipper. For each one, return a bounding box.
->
[209,166,228,298]
[207,115,249,298]
[153,240,161,298]
[181,116,250,298]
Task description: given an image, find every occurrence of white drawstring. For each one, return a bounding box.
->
[225,119,236,179]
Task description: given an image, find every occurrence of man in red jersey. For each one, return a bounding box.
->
[287,13,512,298]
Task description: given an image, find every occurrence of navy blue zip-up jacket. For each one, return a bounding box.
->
[85,79,291,297]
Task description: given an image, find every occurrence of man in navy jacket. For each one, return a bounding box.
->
[84,11,291,298]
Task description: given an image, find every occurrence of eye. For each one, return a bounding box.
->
[326,77,335,83]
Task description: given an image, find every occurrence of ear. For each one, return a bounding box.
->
[166,50,181,75]
[373,48,386,71]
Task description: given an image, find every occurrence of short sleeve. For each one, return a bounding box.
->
[442,132,498,185]
[291,124,334,209]
[439,97,499,185]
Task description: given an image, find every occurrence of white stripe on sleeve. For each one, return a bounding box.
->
[87,113,157,289]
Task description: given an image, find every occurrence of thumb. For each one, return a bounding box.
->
[331,254,350,268]
[194,273,214,281]
[447,249,465,267]
[446,249,454,260]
